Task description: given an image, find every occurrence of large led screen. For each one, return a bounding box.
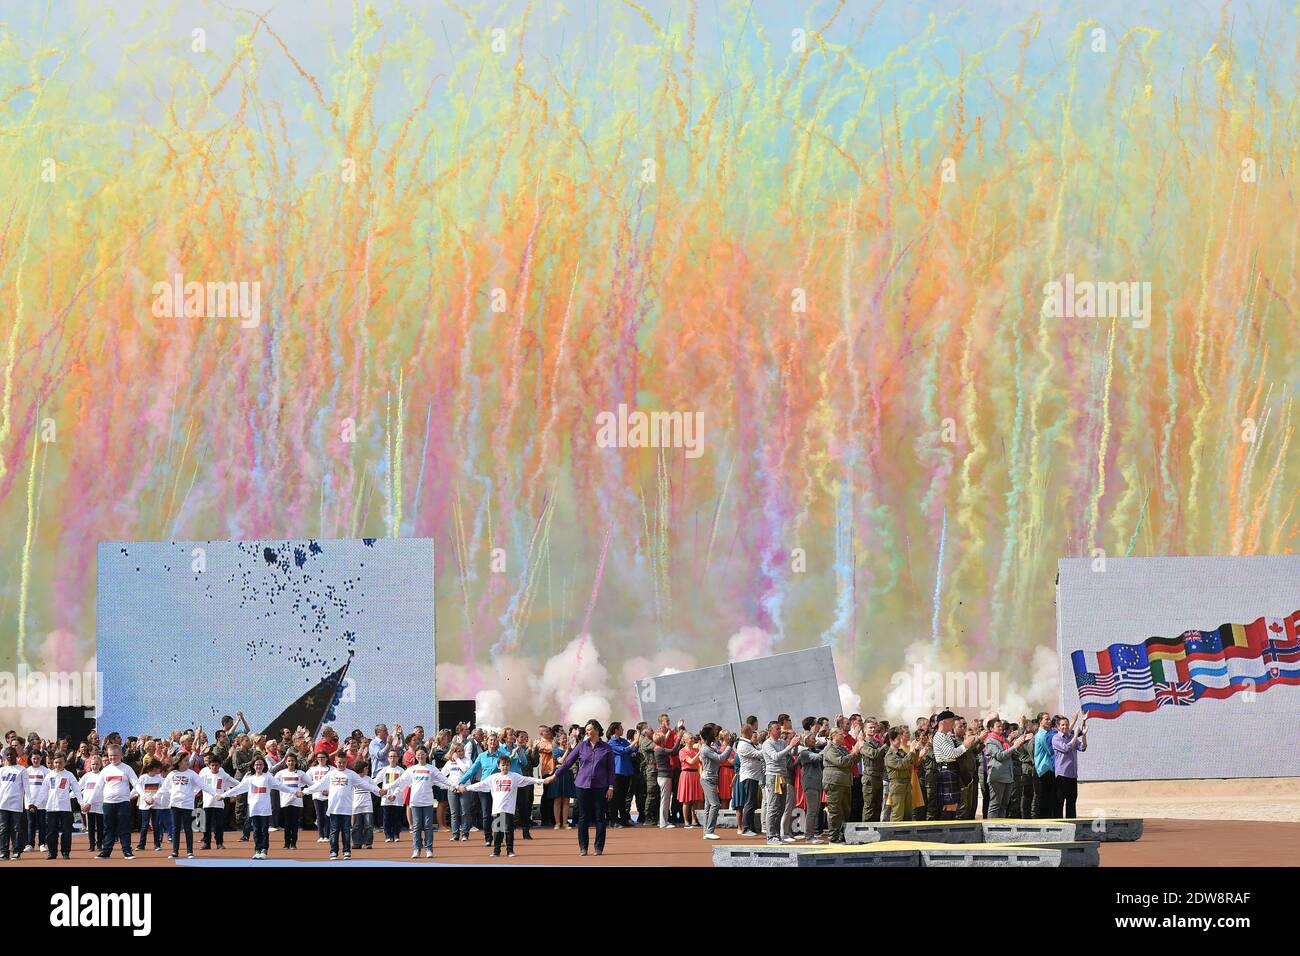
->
[97,538,435,736]
[1057,555,1300,781]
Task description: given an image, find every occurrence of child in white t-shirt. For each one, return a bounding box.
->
[456,755,549,858]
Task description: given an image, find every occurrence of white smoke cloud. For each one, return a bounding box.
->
[999,646,1061,719]
[564,691,612,727]
[838,682,862,716]
[474,689,506,730]
[727,626,774,662]
[536,635,612,726]
[879,640,1062,724]
[437,654,539,729]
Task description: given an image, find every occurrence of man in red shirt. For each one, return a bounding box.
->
[313,727,340,759]
[655,714,681,823]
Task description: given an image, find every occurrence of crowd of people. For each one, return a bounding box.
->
[0,705,1088,862]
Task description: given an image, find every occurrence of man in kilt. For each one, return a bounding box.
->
[928,710,979,820]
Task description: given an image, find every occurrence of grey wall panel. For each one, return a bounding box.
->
[1057,555,1300,781]
[635,663,739,731]
[732,647,842,723]
[634,647,841,731]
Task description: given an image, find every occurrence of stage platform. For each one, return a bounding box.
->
[713,839,1101,868]
[844,817,1143,846]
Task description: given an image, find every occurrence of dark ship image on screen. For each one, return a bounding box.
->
[257,655,352,741]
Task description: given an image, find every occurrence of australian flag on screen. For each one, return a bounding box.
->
[1070,609,1300,720]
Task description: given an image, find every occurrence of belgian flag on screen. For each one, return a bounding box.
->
[257,655,352,740]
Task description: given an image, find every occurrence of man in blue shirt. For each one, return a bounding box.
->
[1032,712,1057,818]
[606,723,638,827]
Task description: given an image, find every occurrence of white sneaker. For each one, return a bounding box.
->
[269,827,280,832]
[781,836,797,843]
[329,853,338,860]
[317,837,327,843]
[704,833,720,840]
[663,823,675,829]
[411,850,419,859]
[186,853,194,859]
[39,844,47,852]
[423,849,432,858]
[22,845,32,852]
[343,852,351,860]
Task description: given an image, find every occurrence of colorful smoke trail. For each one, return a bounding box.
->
[0,1,1295,728]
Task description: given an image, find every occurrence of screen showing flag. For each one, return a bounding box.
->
[1057,555,1300,781]
[97,538,436,735]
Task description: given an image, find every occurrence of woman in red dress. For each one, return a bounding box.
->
[717,730,736,805]
[676,733,704,828]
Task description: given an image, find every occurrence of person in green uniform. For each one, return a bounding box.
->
[884,727,925,822]
[820,727,863,843]
[860,719,887,823]
[953,718,985,820]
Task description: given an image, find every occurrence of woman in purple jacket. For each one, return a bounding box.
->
[553,719,616,857]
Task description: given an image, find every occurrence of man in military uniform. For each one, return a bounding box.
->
[860,719,887,823]
[1017,719,1037,818]
[913,718,932,820]
[884,728,924,821]
[629,723,648,824]
[230,734,256,839]
[954,717,985,820]
[820,727,863,843]
[638,721,658,826]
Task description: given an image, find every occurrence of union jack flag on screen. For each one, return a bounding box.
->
[1154,682,1196,706]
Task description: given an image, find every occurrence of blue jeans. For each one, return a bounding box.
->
[137,807,167,847]
[382,804,404,840]
[329,813,351,855]
[451,790,471,838]
[411,804,434,850]
[170,808,194,855]
[351,811,373,848]
[250,815,269,853]
[101,801,133,856]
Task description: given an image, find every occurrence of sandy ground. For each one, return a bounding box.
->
[13,814,1300,866]
[1079,777,1300,822]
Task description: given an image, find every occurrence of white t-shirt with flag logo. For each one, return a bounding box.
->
[198,766,240,809]
[274,769,307,808]
[97,763,139,805]
[224,772,295,817]
[23,764,50,805]
[78,771,103,811]
[0,764,28,811]
[306,764,333,803]
[384,763,456,807]
[38,770,82,812]
[135,773,171,810]
[462,772,544,816]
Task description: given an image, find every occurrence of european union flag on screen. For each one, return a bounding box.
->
[1184,629,1222,656]
[1110,643,1148,671]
